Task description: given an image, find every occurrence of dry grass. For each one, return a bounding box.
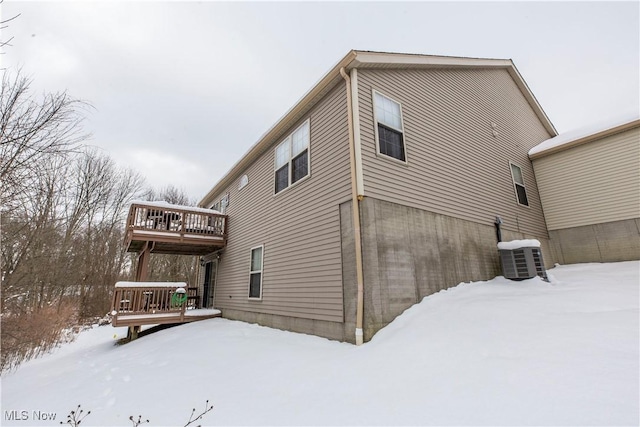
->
[1,302,80,372]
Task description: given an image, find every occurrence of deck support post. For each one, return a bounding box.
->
[127,325,140,340]
[135,242,152,282]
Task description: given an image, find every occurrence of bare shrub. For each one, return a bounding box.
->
[1,302,78,372]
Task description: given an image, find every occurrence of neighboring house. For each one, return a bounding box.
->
[529,115,640,264]
[197,50,558,344]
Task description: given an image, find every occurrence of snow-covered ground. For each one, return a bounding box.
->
[2,262,638,426]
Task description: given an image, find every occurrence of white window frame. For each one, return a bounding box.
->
[509,162,530,207]
[372,89,408,164]
[238,174,249,190]
[211,194,229,214]
[248,245,264,300]
[219,193,229,214]
[274,119,311,195]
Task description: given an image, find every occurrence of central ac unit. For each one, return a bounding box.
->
[498,240,547,281]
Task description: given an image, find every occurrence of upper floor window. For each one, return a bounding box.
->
[211,193,229,213]
[510,163,529,206]
[238,174,249,190]
[373,91,406,162]
[274,120,310,194]
[219,193,229,214]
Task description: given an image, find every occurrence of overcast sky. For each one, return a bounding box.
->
[2,1,638,202]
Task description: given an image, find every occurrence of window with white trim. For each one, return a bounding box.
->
[248,245,263,299]
[274,120,310,194]
[211,193,229,214]
[510,163,529,206]
[238,174,248,190]
[373,91,406,162]
[219,193,229,214]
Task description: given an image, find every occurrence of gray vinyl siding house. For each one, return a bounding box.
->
[530,117,640,264]
[198,50,558,343]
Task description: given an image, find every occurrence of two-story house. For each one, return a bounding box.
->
[196,50,558,344]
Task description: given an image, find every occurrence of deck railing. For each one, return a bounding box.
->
[111,284,188,326]
[125,203,227,244]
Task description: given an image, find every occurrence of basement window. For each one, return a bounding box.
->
[510,163,529,206]
[248,245,264,300]
[274,120,310,194]
[373,91,406,162]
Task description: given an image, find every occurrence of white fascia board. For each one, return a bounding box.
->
[353,51,512,68]
[354,51,557,137]
[506,63,558,137]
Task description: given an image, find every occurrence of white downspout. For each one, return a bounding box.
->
[350,68,365,197]
[340,67,365,345]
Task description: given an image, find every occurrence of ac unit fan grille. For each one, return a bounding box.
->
[499,246,548,281]
[513,249,529,277]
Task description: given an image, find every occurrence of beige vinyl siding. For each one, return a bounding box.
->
[357,68,552,237]
[207,82,351,322]
[532,127,640,230]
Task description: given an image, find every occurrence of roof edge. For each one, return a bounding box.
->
[506,62,558,137]
[199,50,558,206]
[529,117,640,160]
[352,50,513,68]
[199,50,358,207]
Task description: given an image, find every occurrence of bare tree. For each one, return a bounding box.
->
[1,146,146,369]
[0,0,20,60]
[0,69,90,207]
[69,149,145,317]
[0,40,163,369]
[143,184,193,206]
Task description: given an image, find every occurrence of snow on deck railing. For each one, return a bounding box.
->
[115,281,187,288]
[130,200,223,216]
[497,239,541,250]
[111,283,192,326]
[125,202,227,241]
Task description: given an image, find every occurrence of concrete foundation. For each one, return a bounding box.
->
[347,197,553,342]
[549,218,640,264]
[339,201,358,344]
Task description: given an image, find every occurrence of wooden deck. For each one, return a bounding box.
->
[124,202,227,255]
[114,309,222,327]
[114,202,227,339]
[111,284,221,331]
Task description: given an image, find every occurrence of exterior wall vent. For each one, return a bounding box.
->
[498,240,547,281]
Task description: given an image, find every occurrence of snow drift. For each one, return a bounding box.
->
[2,262,638,426]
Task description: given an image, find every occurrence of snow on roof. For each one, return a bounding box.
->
[497,239,541,250]
[130,200,223,215]
[115,281,187,288]
[529,112,640,157]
